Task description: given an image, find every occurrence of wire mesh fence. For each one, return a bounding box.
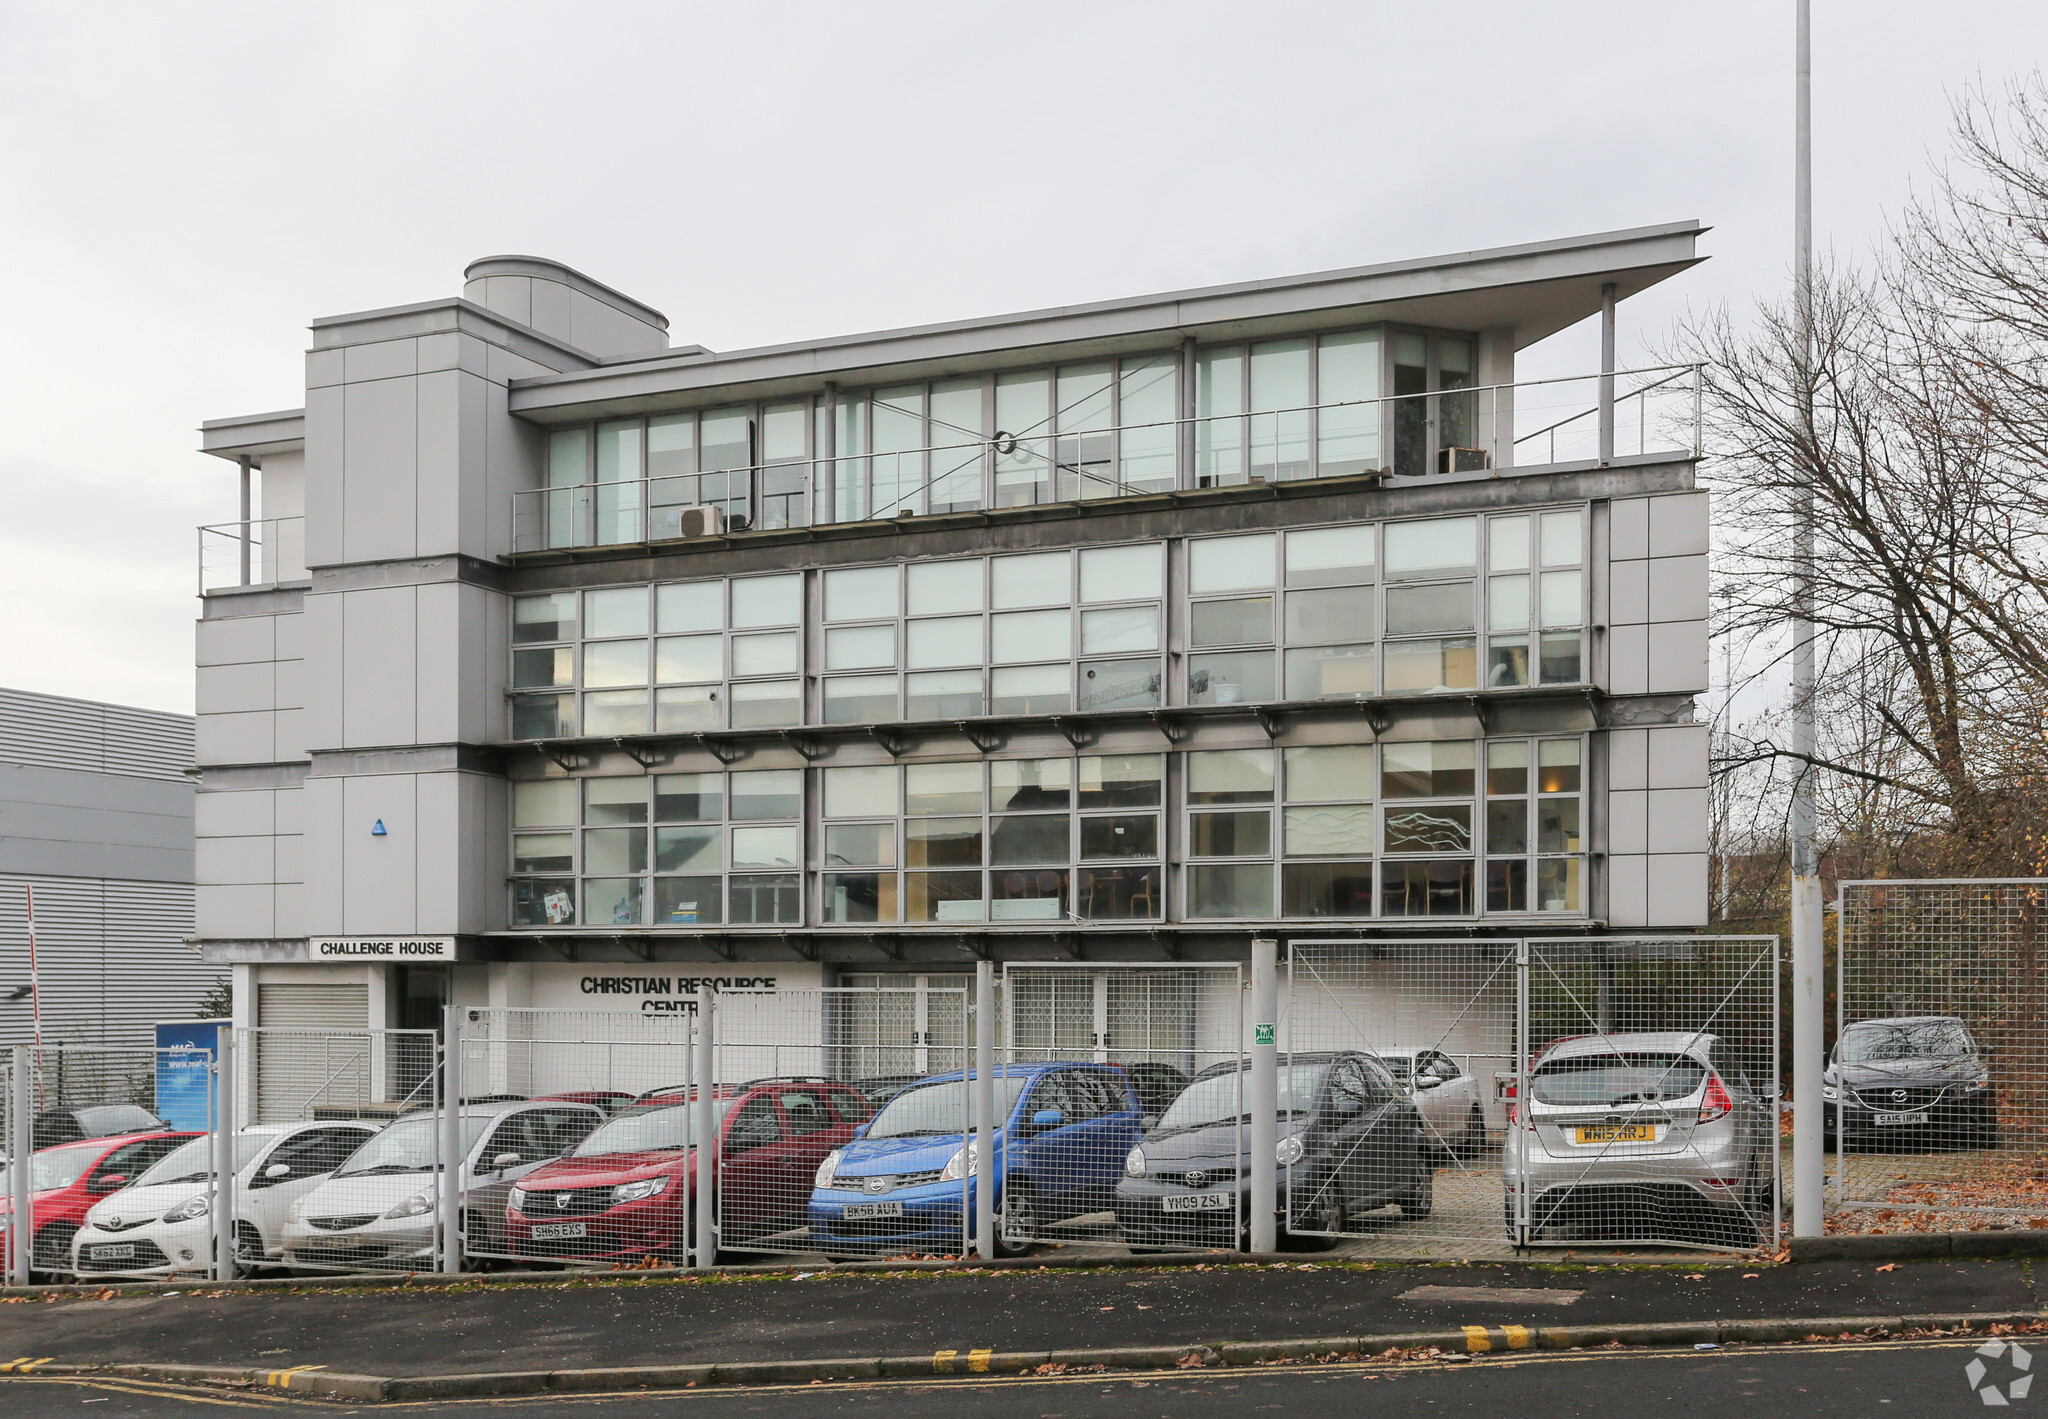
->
[458,1008,692,1268]
[1833,881,2048,1230]
[1517,937,1779,1253]
[997,965,1244,1253]
[1284,941,1515,1255]
[725,987,965,1260]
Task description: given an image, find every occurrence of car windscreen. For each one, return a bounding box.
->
[1530,1052,1706,1107]
[335,1115,492,1175]
[1,1144,101,1194]
[74,1105,163,1137]
[1152,1064,1326,1133]
[135,1133,270,1187]
[1380,1056,1415,1080]
[1839,1020,1976,1063]
[572,1101,728,1156]
[867,1078,1028,1139]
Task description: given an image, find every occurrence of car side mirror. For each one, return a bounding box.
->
[1031,1109,1065,1130]
[492,1152,522,1172]
[265,1163,292,1179]
[1416,1075,1444,1091]
[89,1174,127,1193]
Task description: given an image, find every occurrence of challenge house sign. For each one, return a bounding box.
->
[310,937,457,960]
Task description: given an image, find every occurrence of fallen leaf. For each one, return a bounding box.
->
[1876,1263,1898,1273]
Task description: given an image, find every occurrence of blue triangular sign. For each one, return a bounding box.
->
[371,819,387,836]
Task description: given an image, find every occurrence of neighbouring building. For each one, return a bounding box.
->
[0,685,207,1051]
[194,224,1712,1091]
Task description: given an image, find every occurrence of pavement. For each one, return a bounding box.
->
[0,1333,2025,1416]
[0,1256,2033,1380]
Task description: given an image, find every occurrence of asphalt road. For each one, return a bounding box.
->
[0,1336,2024,1417]
[0,1258,2030,1378]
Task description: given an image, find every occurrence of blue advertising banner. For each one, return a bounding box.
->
[155,1020,225,1131]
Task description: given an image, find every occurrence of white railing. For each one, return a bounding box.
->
[198,517,307,593]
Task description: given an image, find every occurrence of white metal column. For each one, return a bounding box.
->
[212,1028,237,1280]
[1248,938,1279,1254]
[8,1046,30,1285]
[974,959,996,1262]
[439,1009,462,1275]
[692,991,716,1271]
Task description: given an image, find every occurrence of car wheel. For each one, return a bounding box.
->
[995,1184,1037,1258]
[1396,1156,1435,1221]
[234,1222,267,1277]
[32,1222,77,1281]
[1282,1184,1346,1251]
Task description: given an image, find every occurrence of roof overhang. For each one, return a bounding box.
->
[507,220,1706,424]
[200,409,306,462]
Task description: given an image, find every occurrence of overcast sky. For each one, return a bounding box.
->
[5,0,2045,714]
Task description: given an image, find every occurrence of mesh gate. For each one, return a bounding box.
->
[720,987,967,1260]
[1286,941,1515,1256]
[1003,964,1245,1252]
[1519,937,1779,1253]
[1835,880,2048,1227]
[458,1007,697,1267]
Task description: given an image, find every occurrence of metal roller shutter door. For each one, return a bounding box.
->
[255,983,370,1122]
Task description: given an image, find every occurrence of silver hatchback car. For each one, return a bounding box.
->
[1502,1031,1773,1248]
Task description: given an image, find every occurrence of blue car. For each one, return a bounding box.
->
[807,1062,1142,1257]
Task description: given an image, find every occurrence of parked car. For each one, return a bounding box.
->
[851,1075,927,1109]
[281,1100,602,1271]
[33,1105,167,1151]
[502,1080,872,1265]
[1115,1052,1431,1251]
[810,1064,1141,1257]
[1824,1015,1996,1151]
[538,1091,638,1117]
[1123,1063,1191,1120]
[71,1120,380,1278]
[1375,1047,1488,1158]
[1503,1031,1772,1247]
[0,1129,199,1279]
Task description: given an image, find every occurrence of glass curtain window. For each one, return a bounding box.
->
[994,371,1053,507]
[1185,748,1276,918]
[1187,534,1277,706]
[1116,357,1177,494]
[1484,509,1584,688]
[1316,330,1382,477]
[1380,741,1476,916]
[928,378,985,514]
[1281,745,1374,916]
[1248,339,1311,482]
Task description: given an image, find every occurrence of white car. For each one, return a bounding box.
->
[1376,1046,1488,1158]
[72,1121,380,1278]
[282,1100,602,1272]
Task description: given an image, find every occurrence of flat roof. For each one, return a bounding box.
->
[506,220,1706,423]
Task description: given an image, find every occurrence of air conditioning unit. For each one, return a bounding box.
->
[1437,447,1492,475]
[662,505,725,540]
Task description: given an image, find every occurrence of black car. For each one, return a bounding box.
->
[32,1104,167,1151]
[1124,1063,1191,1120]
[1115,1052,1432,1250]
[1824,1016,1995,1150]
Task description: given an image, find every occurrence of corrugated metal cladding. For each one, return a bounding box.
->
[253,985,371,1122]
[0,872,205,1052]
[0,685,193,782]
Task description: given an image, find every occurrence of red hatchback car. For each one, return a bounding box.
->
[504,1079,870,1265]
[1,1130,199,1279]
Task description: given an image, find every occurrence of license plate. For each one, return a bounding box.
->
[1161,1190,1234,1214]
[1874,1111,1931,1127]
[843,1201,904,1220]
[89,1244,136,1260]
[530,1222,588,1240]
[1574,1123,1658,1145]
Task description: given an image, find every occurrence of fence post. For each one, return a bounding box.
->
[439,1009,463,1275]
[212,1028,237,1280]
[975,960,996,1261]
[1249,938,1279,1254]
[1791,878,1826,1237]
[693,988,716,1271]
[8,1045,30,1285]
[1597,283,1617,464]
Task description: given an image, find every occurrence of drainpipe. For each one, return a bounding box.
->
[1597,285,1617,466]
[238,456,254,586]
